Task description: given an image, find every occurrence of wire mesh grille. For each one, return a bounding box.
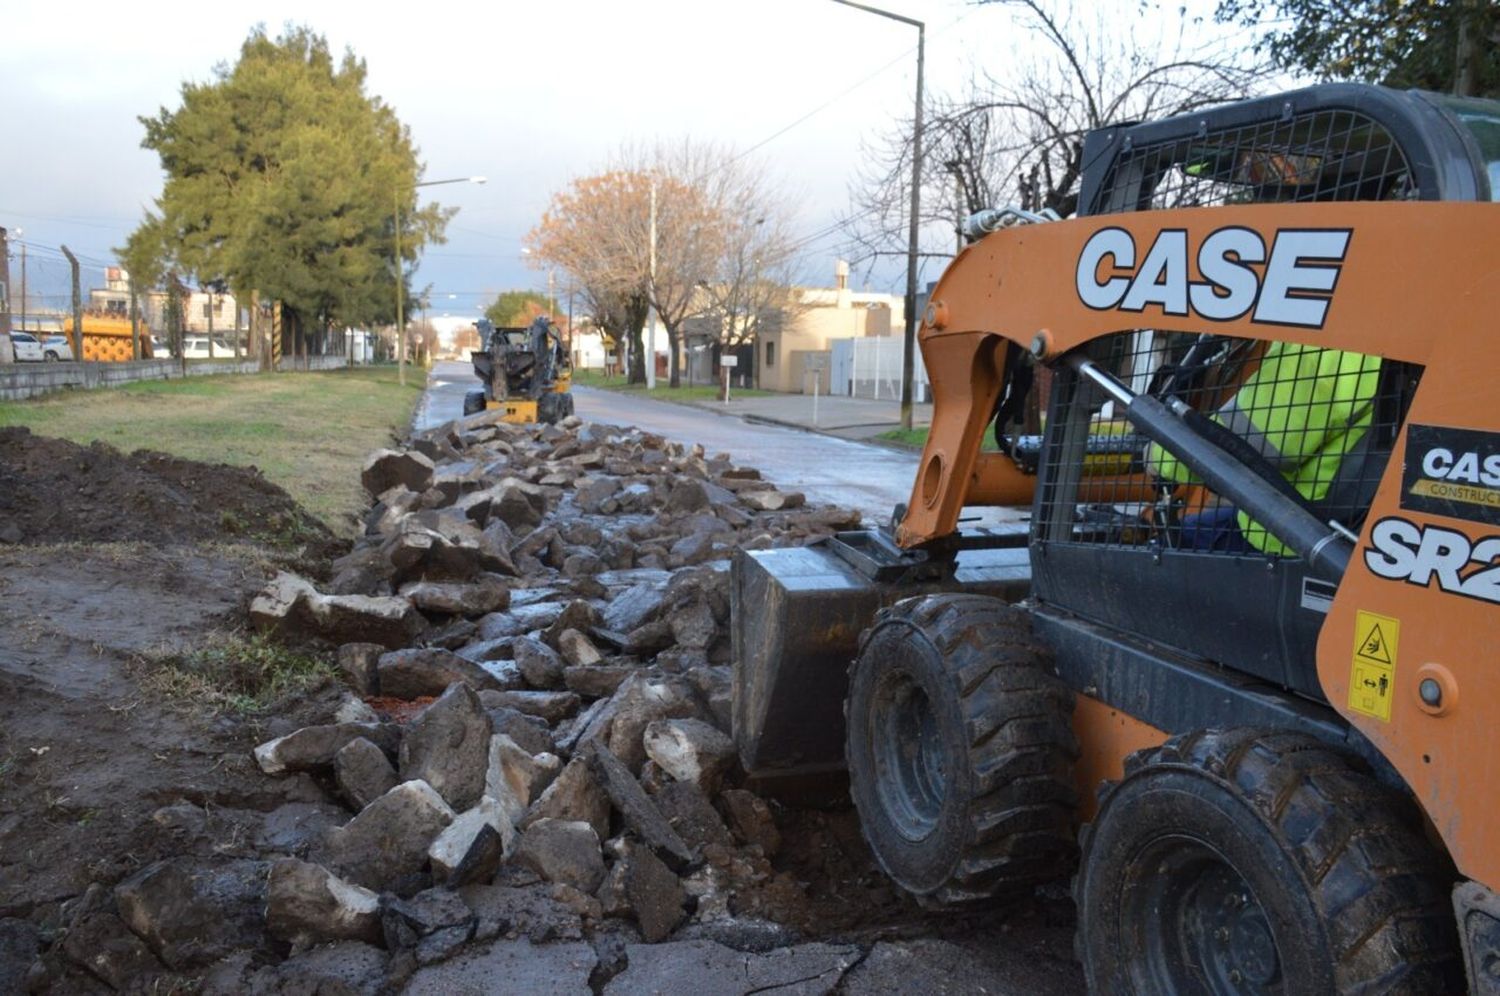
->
[1037,331,1415,556]
[1094,108,1418,212]
[1030,106,1423,559]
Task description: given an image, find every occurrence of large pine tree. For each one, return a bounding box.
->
[123,26,452,334]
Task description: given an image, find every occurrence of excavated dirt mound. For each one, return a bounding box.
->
[0,426,335,554]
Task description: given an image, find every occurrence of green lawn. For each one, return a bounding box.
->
[877,426,1000,451]
[879,418,1134,450]
[0,364,422,532]
[573,367,775,401]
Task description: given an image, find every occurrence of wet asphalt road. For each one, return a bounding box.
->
[415,361,922,525]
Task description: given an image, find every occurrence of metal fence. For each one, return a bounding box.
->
[1,229,382,369]
[829,335,930,403]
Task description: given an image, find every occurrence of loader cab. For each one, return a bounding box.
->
[1027,84,1497,705]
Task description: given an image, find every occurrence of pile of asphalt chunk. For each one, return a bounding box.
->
[238,410,863,988]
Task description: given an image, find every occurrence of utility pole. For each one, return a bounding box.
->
[19,242,27,332]
[61,245,83,359]
[646,180,658,390]
[829,0,924,429]
[395,190,406,386]
[129,274,140,360]
[0,227,11,346]
[903,21,925,427]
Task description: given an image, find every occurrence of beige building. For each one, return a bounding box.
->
[757,260,904,393]
[89,268,243,338]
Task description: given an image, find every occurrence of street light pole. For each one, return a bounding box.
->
[647,179,658,390]
[396,175,486,386]
[829,0,924,430]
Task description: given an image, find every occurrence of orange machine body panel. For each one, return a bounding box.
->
[902,202,1500,888]
[1071,695,1168,821]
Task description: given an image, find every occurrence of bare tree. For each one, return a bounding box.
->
[530,142,801,389]
[527,170,654,383]
[842,0,1269,277]
[688,160,804,369]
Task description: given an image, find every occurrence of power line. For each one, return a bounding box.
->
[702,3,979,182]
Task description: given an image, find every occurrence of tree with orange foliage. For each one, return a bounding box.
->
[527,170,653,383]
[528,143,796,388]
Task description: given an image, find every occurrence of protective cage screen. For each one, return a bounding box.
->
[1040,105,1422,556]
[1038,331,1417,558]
[1093,105,1420,210]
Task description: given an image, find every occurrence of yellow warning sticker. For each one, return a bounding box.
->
[1348,610,1400,722]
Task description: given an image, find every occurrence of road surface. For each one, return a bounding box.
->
[415,362,925,525]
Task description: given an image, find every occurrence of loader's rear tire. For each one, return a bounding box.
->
[1076,728,1462,995]
[462,390,486,417]
[845,594,1078,903]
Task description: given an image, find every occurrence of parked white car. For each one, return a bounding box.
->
[8,332,45,362]
[42,336,73,361]
[181,336,235,359]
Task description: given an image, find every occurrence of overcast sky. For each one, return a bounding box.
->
[3,0,1245,322]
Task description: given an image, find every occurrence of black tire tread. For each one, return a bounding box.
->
[1078,727,1461,994]
[849,593,1079,903]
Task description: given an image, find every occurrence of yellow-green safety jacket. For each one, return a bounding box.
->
[1146,343,1381,555]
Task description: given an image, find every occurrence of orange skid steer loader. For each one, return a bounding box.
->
[732,83,1500,993]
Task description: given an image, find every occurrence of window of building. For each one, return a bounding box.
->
[765,341,776,367]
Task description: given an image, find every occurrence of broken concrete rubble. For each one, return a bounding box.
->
[377,647,515,699]
[586,741,695,873]
[516,752,601,832]
[204,415,911,990]
[429,798,512,887]
[484,733,559,826]
[513,818,607,893]
[322,781,455,892]
[399,684,492,811]
[361,448,435,497]
[265,858,382,949]
[399,576,510,616]
[643,718,737,794]
[335,737,399,811]
[513,635,565,689]
[253,722,399,776]
[337,642,383,695]
[599,839,685,943]
[114,857,268,970]
[250,572,426,648]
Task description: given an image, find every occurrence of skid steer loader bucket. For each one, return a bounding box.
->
[731,531,1031,782]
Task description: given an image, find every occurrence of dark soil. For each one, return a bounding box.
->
[0,426,336,557]
[0,428,1084,994]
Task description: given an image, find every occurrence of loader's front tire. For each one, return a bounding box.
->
[845,594,1078,903]
[1076,728,1462,995]
[462,390,486,417]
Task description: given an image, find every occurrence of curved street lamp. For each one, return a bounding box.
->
[397,175,486,386]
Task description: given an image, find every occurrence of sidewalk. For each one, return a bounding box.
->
[672,390,932,442]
